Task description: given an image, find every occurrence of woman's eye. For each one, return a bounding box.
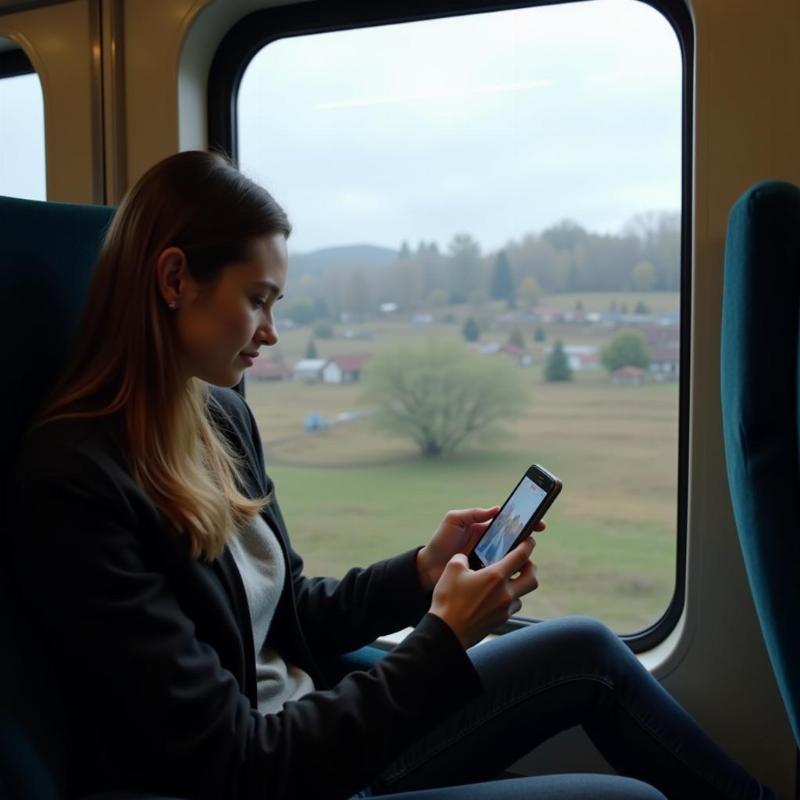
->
[251,297,267,309]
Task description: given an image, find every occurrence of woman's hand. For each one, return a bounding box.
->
[429,538,539,649]
[416,507,545,592]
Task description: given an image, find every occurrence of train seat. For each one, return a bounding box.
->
[0,195,180,800]
[721,180,800,750]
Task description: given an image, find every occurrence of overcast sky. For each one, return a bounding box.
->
[239,0,682,256]
[0,68,45,201]
[0,0,682,257]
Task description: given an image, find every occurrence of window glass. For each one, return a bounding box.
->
[0,42,46,201]
[237,0,683,634]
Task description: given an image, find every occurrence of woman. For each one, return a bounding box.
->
[8,151,775,800]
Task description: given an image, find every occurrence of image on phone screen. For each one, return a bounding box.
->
[474,477,548,566]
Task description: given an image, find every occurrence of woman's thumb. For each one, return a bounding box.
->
[449,553,470,571]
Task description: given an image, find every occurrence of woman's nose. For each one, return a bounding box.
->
[260,322,278,347]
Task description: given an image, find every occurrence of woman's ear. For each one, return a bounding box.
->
[156,247,189,308]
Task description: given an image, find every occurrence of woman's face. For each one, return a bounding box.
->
[163,233,288,388]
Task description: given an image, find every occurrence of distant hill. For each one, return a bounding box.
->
[289,244,399,277]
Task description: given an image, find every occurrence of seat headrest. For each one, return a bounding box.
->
[0,195,114,483]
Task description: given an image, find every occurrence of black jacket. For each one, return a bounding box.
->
[8,386,482,800]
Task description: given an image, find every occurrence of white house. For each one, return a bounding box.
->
[322,354,370,384]
[556,344,601,371]
[293,358,327,383]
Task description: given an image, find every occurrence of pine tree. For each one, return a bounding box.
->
[463,317,480,342]
[306,338,318,359]
[491,250,515,307]
[508,328,525,349]
[545,340,572,382]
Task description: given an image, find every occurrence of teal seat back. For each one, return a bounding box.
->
[0,195,114,798]
[721,180,800,748]
[0,196,113,484]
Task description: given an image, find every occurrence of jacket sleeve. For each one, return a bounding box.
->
[233,391,436,655]
[9,435,481,800]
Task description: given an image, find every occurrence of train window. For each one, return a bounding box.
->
[0,40,45,201]
[211,0,692,647]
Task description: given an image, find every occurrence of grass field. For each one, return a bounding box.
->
[244,361,680,634]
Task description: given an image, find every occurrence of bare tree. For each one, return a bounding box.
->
[361,340,529,457]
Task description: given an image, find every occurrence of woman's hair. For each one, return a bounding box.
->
[31,150,291,561]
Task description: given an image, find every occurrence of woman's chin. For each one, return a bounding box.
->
[196,365,244,389]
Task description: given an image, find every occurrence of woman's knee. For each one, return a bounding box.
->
[531,615,623,655]
[519,615,632,679]
[373,774,667,800]
[560,615,620,645]
[561,615,634,669]
[470,615,632,690]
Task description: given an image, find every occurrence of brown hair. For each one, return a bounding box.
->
[31,150,291,560]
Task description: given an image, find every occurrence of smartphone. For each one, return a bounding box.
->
[468,464,562,569]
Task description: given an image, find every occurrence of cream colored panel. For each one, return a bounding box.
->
[122,0,201,188]
[123,0,297,190]
[0,0,100,202]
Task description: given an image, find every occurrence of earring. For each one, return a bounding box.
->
[168,301,177,310]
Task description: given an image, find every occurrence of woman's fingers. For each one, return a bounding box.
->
[495,537,534,579]
[509,558,539,597]
[446,506,500,526]
[464,519,493,549]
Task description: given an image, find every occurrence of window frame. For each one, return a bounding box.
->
[0,44,34,79]
[207,0,694,654]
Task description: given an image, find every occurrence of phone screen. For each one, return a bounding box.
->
[474,476,549,566]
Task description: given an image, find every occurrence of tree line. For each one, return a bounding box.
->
[282,211,680,325]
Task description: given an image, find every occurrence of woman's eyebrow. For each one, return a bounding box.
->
[253,280,283,298]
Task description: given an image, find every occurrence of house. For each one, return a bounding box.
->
[322,354,371,384]
[499,344,533,367]
[562,344,601,372]
[649,345,680,381]
[645,324,680,349]
[528,306,562,324]
[561,308,588,323]
[568,351,601,371]
[293,358,328,383]
[611,366,646,386]
[645,325,680,381]
[246,360,292,382]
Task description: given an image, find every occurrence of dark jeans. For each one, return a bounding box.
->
[339,616,776,800]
